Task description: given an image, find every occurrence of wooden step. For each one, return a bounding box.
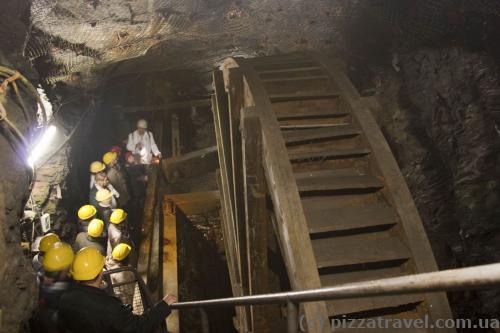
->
[326,294,424,317]
[273,98,348,120]
[295,169,383,193]
[255,61,319,71]
[258,66,323,75]
[289,147,370,162]
[283,126,360,145]
[312,233,411,269]
[270,91,338,102]
[305,202,397,234]
[279,116,350,128]
[320,265,404,286]
[260,68,325,80]
[280,122,350,130]
[261,75,329,82]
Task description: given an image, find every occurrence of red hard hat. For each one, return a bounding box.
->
[110,145,121,154]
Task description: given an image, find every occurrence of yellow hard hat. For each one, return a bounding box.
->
[89,161,106,173]
[110,209,127,224]
[78,204,97,220]
[112,243,132,261]
[43,242,74,272]
[87,219,104,237]
[95,189,113,202]
[71,247,105,281]
[39,233,60,252]
[102,152,118,165]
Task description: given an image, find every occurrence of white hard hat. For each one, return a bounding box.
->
[137,119,148,129]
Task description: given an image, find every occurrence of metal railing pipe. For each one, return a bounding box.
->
[170,263,500,309]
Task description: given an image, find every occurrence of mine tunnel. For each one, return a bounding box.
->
[2,1,500,332]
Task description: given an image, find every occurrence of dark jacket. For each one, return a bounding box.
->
[73,232,106,255]
[97,206,112,228]
[58,283,171,333]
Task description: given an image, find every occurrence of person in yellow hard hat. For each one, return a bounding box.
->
[34,242,74,332]
[90,172,119,209]
[103,151,130,207]
[77,204,97,233]
[107,208,131,257]
[73,219,106,255]
[32,232,60,273]
[58,247,176,333]
[89,161,106,189]
[105,243,135,305]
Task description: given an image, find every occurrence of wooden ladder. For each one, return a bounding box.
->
[213,53,455,333]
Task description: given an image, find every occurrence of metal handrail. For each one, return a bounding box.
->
[170,263,500,310]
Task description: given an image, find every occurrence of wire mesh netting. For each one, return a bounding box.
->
[24,0,500,84]
[104,268,148,315]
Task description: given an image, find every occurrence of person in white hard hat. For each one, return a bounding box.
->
[126,119,161,165]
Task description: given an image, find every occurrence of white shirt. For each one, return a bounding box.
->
[126,130,161,164]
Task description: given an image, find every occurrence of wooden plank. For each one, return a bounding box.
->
[280,122,349,129]
[264,77,335,97]
[312,234,411,269]
[289,147,370,162]
[261,75,329,82]
[326,294,423,317]
[282,126,360,145]
[171,113,180,157]
[224,57,331,333]
[137,167,158,282]
[162,200,179,332]
[315,54,455,330]
[227,69,250,310]
[320,265,405,287]
[269,91,339,102]
[116,98,211,113]
[212,70,248,332]
[241,108,279,332]
[164,191,220,215]
[259,68,325,80]
[255,60,319,71]
[163,146,218,183]
[272,98,347,119]
[295,169,383,193]
[216,173,247,332]
[305,202,398,234]
[257,66,322,75]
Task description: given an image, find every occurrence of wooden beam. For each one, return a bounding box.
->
[171,113,180,157]
[227,68,250,320]
[162,199,179,332]
[212,71,248,331]
[137,167,158,283]
[164,191,220,216]
[241,107,280,332]
[115,99,211,114]
[163,146,218,183]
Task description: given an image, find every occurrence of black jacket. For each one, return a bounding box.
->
[58,283,171,333]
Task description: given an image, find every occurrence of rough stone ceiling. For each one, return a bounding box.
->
[24,0,500,85]
[27,0,349,84]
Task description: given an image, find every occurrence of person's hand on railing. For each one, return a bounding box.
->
[163,294,177,305]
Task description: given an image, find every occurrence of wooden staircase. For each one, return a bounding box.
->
[212,53,455,332]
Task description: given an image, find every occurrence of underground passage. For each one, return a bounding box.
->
[1,0,500,332]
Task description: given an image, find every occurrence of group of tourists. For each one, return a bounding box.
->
[31,119,175,333]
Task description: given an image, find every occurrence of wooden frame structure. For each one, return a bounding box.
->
[212,53,455,332]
